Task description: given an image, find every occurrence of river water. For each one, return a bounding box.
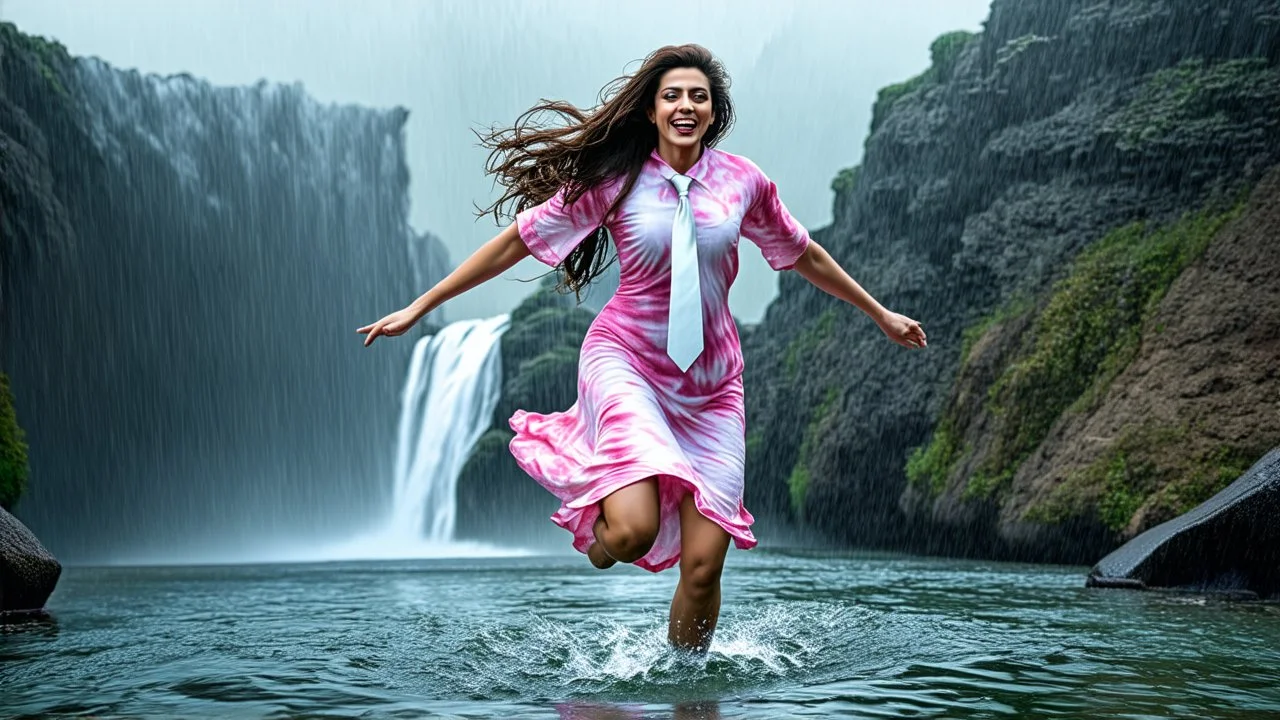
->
[4,549,1278,718]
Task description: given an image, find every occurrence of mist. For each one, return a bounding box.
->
[1,0,991,322]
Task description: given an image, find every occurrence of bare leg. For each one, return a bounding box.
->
[587,477,660,567]
[668,492,730,651]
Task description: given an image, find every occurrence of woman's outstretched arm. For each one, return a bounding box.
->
[357,222,531,347]
[792,239,927,350]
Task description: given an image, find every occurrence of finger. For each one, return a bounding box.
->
[357,323,372,334]
[364,324,382,347]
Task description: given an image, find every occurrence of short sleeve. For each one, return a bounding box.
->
[515,179,618,267]
[740,162,810,271]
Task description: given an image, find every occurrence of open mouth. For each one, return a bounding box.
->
[672,119,697,135]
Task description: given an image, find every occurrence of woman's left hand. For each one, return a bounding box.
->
[877,311,927,349]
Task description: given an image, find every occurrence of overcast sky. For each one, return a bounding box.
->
[2,0,992,322]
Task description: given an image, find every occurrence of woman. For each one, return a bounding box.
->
[358,44,926,652]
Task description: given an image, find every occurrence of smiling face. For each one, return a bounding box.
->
[647,67,716,155]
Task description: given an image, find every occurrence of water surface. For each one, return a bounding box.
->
[4,550,1278,718]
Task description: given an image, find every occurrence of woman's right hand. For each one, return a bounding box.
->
[357,305,423,347]
[357,223,529,348]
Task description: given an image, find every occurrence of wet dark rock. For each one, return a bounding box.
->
[0,506,60,613]
[743,0,1280,559]
[906,164,1280,564]
[1087,448,1280,599]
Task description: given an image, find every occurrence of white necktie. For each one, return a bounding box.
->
[667,173,702,372]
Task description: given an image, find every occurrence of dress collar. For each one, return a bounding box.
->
[648,146,715,186]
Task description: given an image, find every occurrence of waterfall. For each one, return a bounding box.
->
[311,313,528,561]
[387,314,511,543]
[7,49,459,563]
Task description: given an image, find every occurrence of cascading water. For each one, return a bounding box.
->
[318,314,532,560]
[4,49,455,563]
[387,314,511,543]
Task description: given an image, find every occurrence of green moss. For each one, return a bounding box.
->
[964,469,1011,501]
[904,294,1032,497]
[745,430,763,460]
[0,22,72,99]
[906,419,962,495]
[830,165,861,196]
[504,345,580,415]
[1107,58,1280,149]
[959,294,1035,366]
[1159,446,1256,516]
[509,283,574,324]
[870,74,931,134]
[964,200,1242,500]
[1026,421,1261,531]
[0,373,30,511]
[787,387,840,519]
[1096,452,1145,530]
[869,30,977,134]
[783,308,836,380]
[929,30,976,80]
[503,306,593,352]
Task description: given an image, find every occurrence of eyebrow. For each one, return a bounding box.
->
[661,86,710,93]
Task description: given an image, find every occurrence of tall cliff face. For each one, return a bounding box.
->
[742,1,1280,556]
[0,24,449,561]
[908,167,1280,564]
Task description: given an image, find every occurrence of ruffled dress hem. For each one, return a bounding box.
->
[508,409,757,573]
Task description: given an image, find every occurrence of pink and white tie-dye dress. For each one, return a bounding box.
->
[509,146,811,572]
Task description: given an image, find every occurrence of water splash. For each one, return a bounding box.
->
[432,601,872,700]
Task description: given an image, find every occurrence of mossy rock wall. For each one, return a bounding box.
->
[0,373,29,511]
[742,0,1280,559]
[902,168,1280,563]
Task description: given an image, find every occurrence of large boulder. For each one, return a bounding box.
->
[1087,448,1280,599]
[0,506,61,613]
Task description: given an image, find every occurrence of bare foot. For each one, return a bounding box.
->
[587,541,617,569]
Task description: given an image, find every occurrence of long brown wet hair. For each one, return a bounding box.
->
[475,44,736,297]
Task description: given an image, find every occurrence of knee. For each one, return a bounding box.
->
[680,553,724,601]
[607,520,659,563]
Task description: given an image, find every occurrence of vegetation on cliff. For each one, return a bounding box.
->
[0,22,72,98]
[908,198,1244,504]
[870,30,977,134]
[453,278,593,535]
[1026,421,1261,532]
[1104,57,1280,151]
[0,373,29,510]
